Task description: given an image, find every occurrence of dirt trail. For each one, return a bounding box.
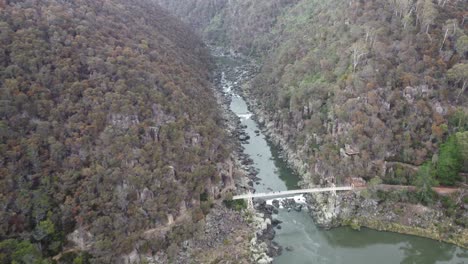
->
[372,184,462,195]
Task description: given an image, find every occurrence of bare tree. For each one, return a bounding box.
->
[351,41,368,72]
[417,0,437,37]
[392,0,413,18]
[440,19,458,51]
[447,63,468,101]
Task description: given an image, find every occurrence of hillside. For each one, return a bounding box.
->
[247,0,468,188]
[0,0,234,262]
[158,0,468,245]
[158,0,468,187]
[156,0,300,54]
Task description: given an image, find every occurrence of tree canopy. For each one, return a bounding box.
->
[0,0,231,261]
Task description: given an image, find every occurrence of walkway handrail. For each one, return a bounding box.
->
[232,186,353,200]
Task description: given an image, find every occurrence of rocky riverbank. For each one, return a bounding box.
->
[210,48,282,263]
[337,189,468,249]
[248,99,468,249]
[145,48,277,264]
[209,48,468,257]
[222,54,468,250]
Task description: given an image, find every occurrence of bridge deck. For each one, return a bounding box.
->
[232,186,353,200]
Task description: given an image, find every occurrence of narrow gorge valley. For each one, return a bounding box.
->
[215,48,467,263]
[0,0,467,263]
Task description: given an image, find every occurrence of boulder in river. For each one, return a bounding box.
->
[271,219,282,226]
[294,204,303,212]
[272,200,280,208]
[254,199,267,209]
[281,198,297,209]
[241,158,254,165]
[285,246,294,252]
[238,134,250,141]
[264,204,275,214]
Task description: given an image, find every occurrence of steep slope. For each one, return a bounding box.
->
[254,0,467,184]
[157,0,468,246]
[158,0,468,189]
[156,0,300,54]
[0,0,234,262]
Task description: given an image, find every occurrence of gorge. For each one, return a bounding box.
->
[214,46,467,263]
[0,0,467,263]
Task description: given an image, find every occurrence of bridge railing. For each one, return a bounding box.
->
[232,186,353,200]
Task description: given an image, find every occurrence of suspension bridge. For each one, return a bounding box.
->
[233,186,354,209]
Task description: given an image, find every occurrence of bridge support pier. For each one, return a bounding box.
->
[247,191,254,210]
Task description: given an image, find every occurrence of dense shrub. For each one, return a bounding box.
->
[435,135,462,186]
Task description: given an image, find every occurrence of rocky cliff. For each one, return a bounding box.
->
[157,0,468,247]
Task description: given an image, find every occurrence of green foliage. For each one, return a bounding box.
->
[413,163,437,205]
[223,199,247,211]
[455,131,468,172]
[448,108,468,132]
[385,165,410,185]
[33,219,55,241]
[200,192,209,202]
[376,190,405,203]
[447,64,468,85]
[440,196,457,217]
[455,35,468,55]
[397,190,421,204]
[435,135,462,186]
[73,254,87,264]
[454,216,468,228]
[349,220,361,231]
[0,239,44,264]
[369,177,383,188]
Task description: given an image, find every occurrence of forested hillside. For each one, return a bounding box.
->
[158,0,468,187]
[0,0,232,262]
[155,0,300,54]
[248,0,468,187]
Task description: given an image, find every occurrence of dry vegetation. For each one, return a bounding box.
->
[0,0,232,262]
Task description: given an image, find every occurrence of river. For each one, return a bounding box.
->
[216,54,468,264]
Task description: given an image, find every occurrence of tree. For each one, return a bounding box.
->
[436,135,462,186]
[350,41,368,72]
[392,0,413,18]
[447,63,468,101]
[440,19,458,51]
[32,219,55,242]
[455,131,468,172]
[418,0,437,35]
[455,35,468,55]
[414,163,437,204]
[0,239,44,264]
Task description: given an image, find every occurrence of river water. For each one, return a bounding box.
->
[217,55,468,264]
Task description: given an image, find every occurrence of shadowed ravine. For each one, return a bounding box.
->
[215,54,468,264]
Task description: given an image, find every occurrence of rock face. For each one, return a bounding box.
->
[337,190,468,248]
[137,204,253,264]
[306,192,341,228]
[242,70,468,248]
